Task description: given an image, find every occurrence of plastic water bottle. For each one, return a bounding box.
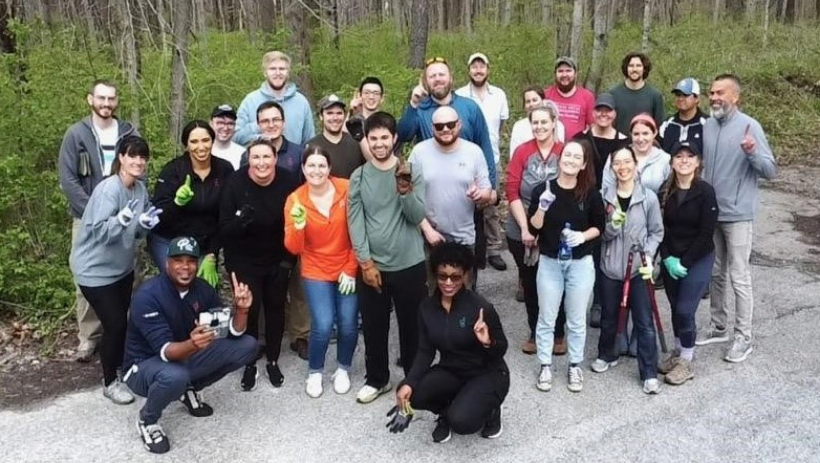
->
[558,222,573,261]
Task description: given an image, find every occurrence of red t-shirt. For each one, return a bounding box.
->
[544,85,595,140]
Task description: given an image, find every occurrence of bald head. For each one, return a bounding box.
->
[432,106,459,124]
[431,106,461,148]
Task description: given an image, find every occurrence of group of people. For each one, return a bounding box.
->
[57,48,776,454]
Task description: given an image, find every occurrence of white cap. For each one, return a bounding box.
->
[467,53,489,66]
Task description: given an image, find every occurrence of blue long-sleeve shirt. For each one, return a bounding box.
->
[397,93,497,188]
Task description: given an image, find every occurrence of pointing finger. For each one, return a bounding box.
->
[744,123,751,136]
[478,308,485,323]
[184,174,192,188]
[231,271,239,289]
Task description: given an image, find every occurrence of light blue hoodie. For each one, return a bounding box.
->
[602,146,671,195]
[234,82,316,147]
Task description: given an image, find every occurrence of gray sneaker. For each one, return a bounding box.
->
[724,334,754,363]
[536,365,552,392]
[567,365,583,392]
[695,326,730,346]
[103,378,135,405]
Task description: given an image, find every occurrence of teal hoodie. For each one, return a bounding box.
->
[234,82,316,147]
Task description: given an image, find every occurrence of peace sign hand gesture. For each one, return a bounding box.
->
[473,308,491,347]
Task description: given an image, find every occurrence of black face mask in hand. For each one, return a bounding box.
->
[386,404,414,434]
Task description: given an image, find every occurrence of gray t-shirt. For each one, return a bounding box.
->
[409,139,490,245]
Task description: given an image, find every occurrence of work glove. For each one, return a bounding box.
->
[538,187,556,212]
[290,199,307,230]
[138,206,163,230]
[638,257,654,281]
[174,174,195,206]
[563,230,586,248]
[338,272,356,295]
[197,254,219,287]
[360,260,382,292]
[663,256,688,280]
[386,403,414,434]
[524,245,539,267]
[236,204,255,229]
[611,206,627,229]
[117,199,140,226]
[395,158,413,195]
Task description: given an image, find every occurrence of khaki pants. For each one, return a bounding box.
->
[710,220,755,339]
[71,218,102,346]
[483,203,503,257]
[286,260,311,340]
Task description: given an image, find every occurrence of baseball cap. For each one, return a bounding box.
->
[670,141,702,158]
[467,52,489,66]
[594,93,616,110]
[672,78,700,96]
[554,56,577,71]
[167,236,200,258]
[318,94,346,111]
[211,104,237,120]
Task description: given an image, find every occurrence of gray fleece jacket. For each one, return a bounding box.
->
[600,183,664,281]
[602,146,671,195]
[58,117,139,218]
[70,175,151,287]
[702,109,777,222]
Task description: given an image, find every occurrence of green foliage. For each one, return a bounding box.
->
[1,17,819,339]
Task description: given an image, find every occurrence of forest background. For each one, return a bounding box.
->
[0,0,819,345]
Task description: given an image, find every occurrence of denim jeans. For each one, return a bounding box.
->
[147,233,171,273]
[302,278,358,373]
[535,255,595,365]
[663,251,715,348]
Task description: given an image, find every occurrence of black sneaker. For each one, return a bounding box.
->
[180,389,213,417]
[432,415,451,443]
[487,255,507,271]
[241,364,258,391]
[266,362,284,388]
[480,407,503,439]
[137,419,170,454]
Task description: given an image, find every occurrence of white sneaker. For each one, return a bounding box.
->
[356,382,393,404]
[567,365,583,392]
[536,365,552,392]
[643,378,662,394]
[331,368,350,394]
[590,358,618,373]
[305,372,323,398]
[103,378,135,405]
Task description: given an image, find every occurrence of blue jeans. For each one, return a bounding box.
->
[598,274,658,380]
[663,251,715,348]
[147,233,171,273]
[302,278,358,373]
[535,255,595,365]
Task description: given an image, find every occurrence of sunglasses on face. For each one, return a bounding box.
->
[436,273,464,283]
[425,56,448,67]
[433,120,458,131]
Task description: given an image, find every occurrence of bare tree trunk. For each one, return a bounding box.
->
[501,0,511,24]
[541,0,553,23]
[407,0,429,68]
[641,0,651,51]
[570,0,584,60]
[463,0,472,32]
[287,0,315,103]
[0,0,18,53]
[588,0,610,92]
[393,0,404,33]
[331,0,340,48]
[713,0,723,22]
[113,0,142,127]
[169,0,191,143]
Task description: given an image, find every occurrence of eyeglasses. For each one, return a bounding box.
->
[425,57,448,67]
[433,120,458,131]
[436,273,464,283]
[259,117,283,125]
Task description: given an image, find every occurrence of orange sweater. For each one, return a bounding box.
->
[284,177,358,282]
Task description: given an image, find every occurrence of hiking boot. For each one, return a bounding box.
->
[536,364,552,392]
[724,334,754,363]
[432,415,451,443]
[590,358,618,373]
[695,326,730,346]
[665,359,694,385]
[137,419,170,454]
[553,336,567,356]
[240,364,258,391]
[567,365,583,392]
[643,378,662,394]
[331,368,350,394]
[488,255,507,271]
[180,389,213,417]
[305,372,323,398]
[103,378,134,405]
[589,304,602,328]
[266,362,284,388]
[658,351,681,374]
[75,341,97,363]
[290,338,308,360]
[356,382,393,404]
[480,407,503,439]
[521,337,536,355]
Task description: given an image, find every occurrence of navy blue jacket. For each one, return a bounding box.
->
[123,274,223,368]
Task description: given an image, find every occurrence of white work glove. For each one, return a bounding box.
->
[638,255,654,281]
[564,230,586,248]
[138,206,163,230]
[538,188,556,212]
[117,199,140,226]
[338,272,356,295]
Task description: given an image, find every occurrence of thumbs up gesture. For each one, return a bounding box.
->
[174,174,195,206]
[473,308,491,347]
[290,197,307,230]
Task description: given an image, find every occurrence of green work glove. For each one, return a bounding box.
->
[663,256,688,280]
[611,206,627,229]
[197,254,219,287]
[174,174,195,206]
[290,198,307,230]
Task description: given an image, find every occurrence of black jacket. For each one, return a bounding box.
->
[659,110,707,155]
[660,178,719,268]
[151,154,235,255]
[404,289,508,390]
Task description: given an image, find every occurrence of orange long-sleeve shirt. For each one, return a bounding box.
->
[284,177,358,282]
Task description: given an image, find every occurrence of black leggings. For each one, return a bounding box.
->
[233,265,290,363]
[80,272,134,385]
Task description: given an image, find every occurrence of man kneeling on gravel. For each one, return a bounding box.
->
[121,236,256,454]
